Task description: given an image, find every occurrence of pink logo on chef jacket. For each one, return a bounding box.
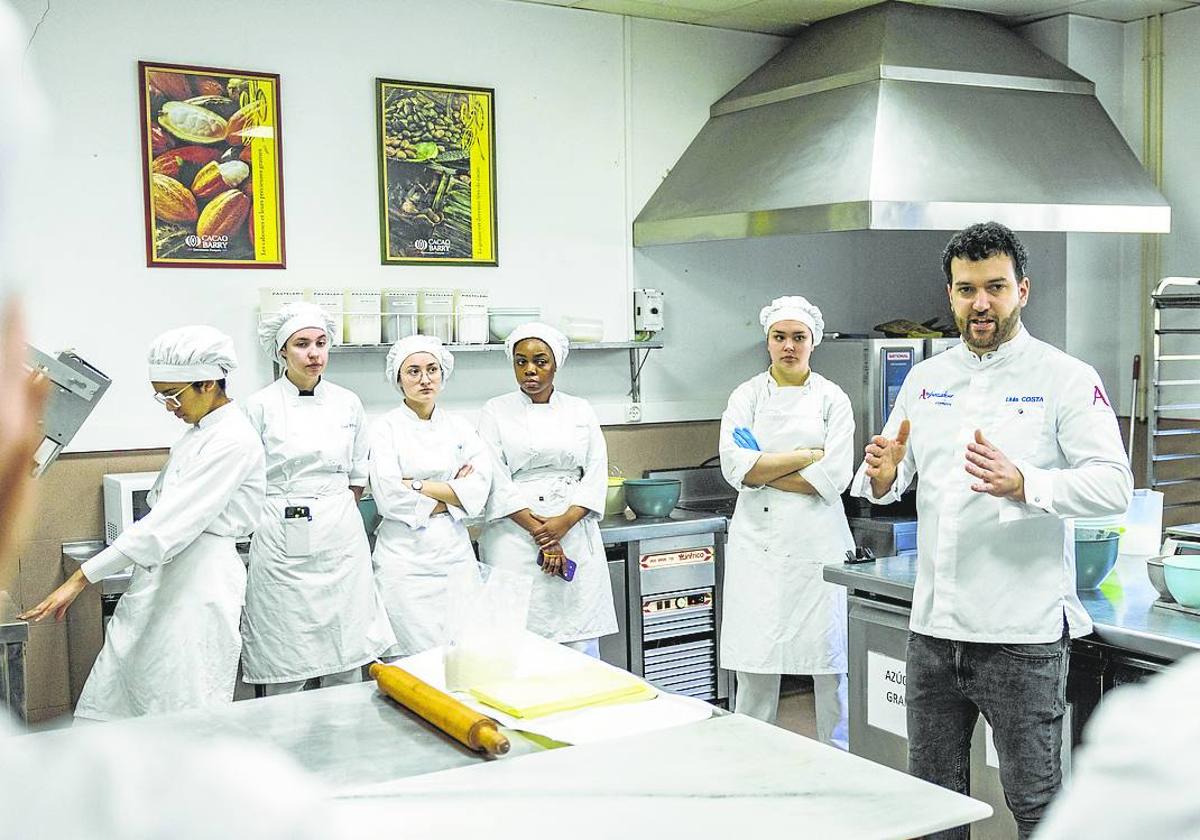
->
[1093,386,1110,407]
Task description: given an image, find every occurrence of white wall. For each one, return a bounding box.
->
[8,0,785,449]
[1017,14,1140,411]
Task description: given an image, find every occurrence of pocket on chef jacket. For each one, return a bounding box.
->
[991,402,1049,461]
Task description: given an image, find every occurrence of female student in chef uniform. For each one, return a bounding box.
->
[240,303,395,695]
[720,296,855,748]
[369,335,491,657]
[20,326,267,720]
[477,323,617,656]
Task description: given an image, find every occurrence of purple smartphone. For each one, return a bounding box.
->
[537,550,577,582]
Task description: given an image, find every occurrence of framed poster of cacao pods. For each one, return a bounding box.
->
[376,78,497,266]
[138,61,286,268]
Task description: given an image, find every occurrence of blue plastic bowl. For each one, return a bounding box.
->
[623,479,681,518]
[1075,528,1120,590]
[1163,555,1200,608]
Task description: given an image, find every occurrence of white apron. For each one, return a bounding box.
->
[721,386,853,674]
[478,466,617,643]
[372,418,479,658]
[241,491,394,682]
[74,533,245,721]
[241,384,394,684]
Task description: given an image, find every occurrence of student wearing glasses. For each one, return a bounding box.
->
[21,326,267,720]
[367,335,491,657]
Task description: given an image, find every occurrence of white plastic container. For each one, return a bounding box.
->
[418,288,454,343]
[561,315,604,343]
[307,288,344,345]
[1121,489,1165,555]
[454,289,490,345]
[259,287,306,314]
[381,289,419,344]
[342,289,382,346]
[488,307,540,343]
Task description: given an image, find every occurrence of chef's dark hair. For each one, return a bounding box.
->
[941,222,1028,285]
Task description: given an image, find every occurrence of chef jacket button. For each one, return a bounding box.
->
[763,506,769,513]
[538,495,545,501]
[1034,496,1041,503]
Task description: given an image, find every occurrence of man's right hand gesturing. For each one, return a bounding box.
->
[864,419,910,498]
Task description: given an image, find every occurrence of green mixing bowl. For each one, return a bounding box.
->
[1163,555,1200,608]
[1075,528,1120,590]
[623,478,681,518]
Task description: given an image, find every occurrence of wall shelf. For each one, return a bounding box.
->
[278,339,664,402]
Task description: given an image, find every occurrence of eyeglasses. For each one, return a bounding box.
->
[402,365,442,381]
[153,385,190,410]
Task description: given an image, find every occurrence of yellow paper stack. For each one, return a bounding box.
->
[469,667,656,719]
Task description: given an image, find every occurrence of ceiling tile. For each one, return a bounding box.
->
[907,0,1071,16]
[1064,0,1198,21]
[724,0,878,23]
[574,0,709,21]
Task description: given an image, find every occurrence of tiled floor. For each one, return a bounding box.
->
[776,675,818,739]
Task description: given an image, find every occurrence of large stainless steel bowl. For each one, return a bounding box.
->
[1147,556,1174,602]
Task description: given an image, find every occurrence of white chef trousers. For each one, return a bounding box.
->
[734,671,849,750]
[563,637,600,658]
[261,666,363,697]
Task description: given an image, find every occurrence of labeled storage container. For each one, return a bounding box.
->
[381,289,419,344]
[343,289,382,346]
[454,288,490,345]
[307,288,344,345]
[418,288,454,343]
[259,287,306,314]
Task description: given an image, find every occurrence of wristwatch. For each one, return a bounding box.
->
[411,479,424,493]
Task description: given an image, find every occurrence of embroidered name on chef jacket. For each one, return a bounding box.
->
[919,388,955,406]
[1004,395,1045,403]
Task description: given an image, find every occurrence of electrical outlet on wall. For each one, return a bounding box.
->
[626,403,642,423]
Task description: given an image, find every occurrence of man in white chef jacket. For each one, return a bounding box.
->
[851,222,1132,840]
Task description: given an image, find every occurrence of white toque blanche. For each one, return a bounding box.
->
[385,334,455,393]
[759,295,825,346]
[147,326,238,381]
[257,302,336,361]
[504,322,570,368]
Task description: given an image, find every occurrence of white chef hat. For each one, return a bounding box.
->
[385,334,455,393]
[759,295,825,346]
[504,322,570,368]
[257,302,336,361]
[147,326,238,381]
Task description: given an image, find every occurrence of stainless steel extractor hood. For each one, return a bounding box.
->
[633,1,1170,246]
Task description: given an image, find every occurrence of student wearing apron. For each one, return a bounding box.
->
[720,296,854,748]
[477,323,617,655]
[240,303,395,695]
[21,326,266,720]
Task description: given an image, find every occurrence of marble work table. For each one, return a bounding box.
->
[17,680,989,838]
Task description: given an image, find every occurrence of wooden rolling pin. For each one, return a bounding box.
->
[369,662,510,756]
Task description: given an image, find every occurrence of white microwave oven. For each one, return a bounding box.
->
[103,472,159,544]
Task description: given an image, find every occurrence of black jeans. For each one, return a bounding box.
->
[905,629,1069,840]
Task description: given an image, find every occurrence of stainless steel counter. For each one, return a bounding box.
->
[824,554,1200,662]
[0,620,28,644]
[598,509,727,544]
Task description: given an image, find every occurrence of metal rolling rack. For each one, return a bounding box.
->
[1147,277,1200,521]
